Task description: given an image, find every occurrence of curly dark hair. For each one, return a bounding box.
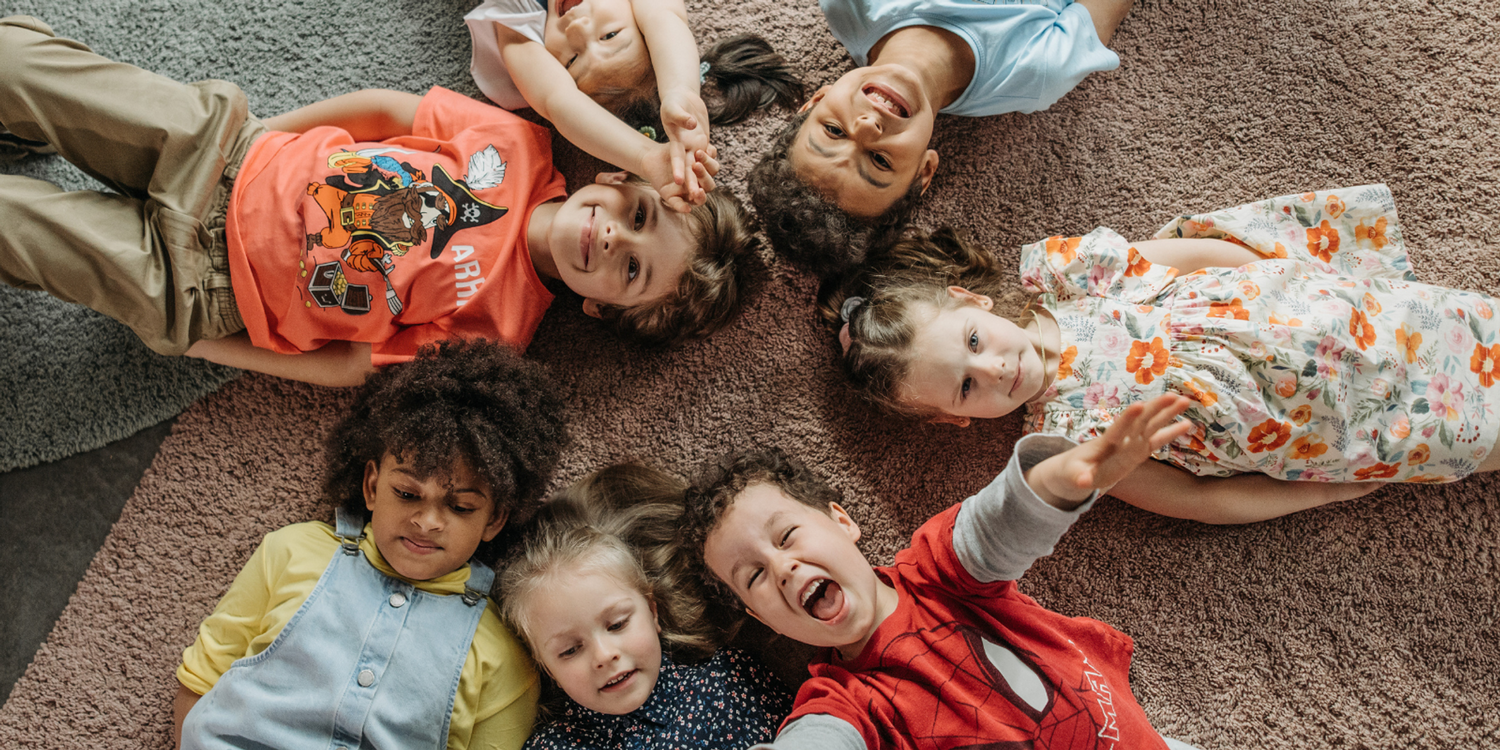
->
[748,110,927,279]
[680,447,842,612]
[593,187,760,348]
[321,338,570,565]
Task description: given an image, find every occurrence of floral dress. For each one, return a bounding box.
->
[1021,184,1500,482]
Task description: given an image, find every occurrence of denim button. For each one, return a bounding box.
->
[358,669,375,687]
[389,592,407,608]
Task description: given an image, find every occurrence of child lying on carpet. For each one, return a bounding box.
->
[825,185,1486,523]
[466,0,803,205]
[173,338,567,750]
[681,394,1204,750]
[748,0,1133,277]
[0,15,757,387]
[497,464,794,750]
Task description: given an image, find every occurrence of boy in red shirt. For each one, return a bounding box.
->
[681,395,1203,750]
[0,16,752,386]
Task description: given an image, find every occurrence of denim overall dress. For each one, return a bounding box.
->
[180,508,496,749]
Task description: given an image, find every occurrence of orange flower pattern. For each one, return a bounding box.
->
[1019,185,1498,487]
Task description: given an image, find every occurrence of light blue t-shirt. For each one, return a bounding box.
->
[818,0,1120,116]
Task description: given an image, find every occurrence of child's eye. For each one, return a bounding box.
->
[559,645,580,659]
[565,55,578,70]
[961,377,972,400]
[634,205,646,230]
[396,489,419,501]
[968,331,978,351]
[627,258,639,281]
[601,30,619,41]
[451,504,476,515]
[779,528,794,547]
[823,123,844,138]
[746,568,763,588]
[607,616,630,632]
[871,152,892,170]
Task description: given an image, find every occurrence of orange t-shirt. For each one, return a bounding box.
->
[226,86,568,364]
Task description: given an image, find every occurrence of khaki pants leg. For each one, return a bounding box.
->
[0,15,264,354]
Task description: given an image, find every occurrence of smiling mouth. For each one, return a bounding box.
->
[863,84,910,118]
[556,0,583,17]
[601,669,636,691]
[1009,358,1022,398]
[580,207,595,270]
[800,578,844,621]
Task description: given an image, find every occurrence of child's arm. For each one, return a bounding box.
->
[1024,394,1195,510]
[185,333,377,387]
[954,395,1192,583]
[630,0,713,182]
[172,684,201,749]
[1130,238,1264,274]
[495,28,712,211]
[1074,0,1134,46]
[1106,460,1386,524]
[262,89,421,141]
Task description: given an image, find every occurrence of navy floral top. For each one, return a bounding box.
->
[525,649,794,750]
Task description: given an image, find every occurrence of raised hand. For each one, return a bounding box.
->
[660,90,715,190]
[1029,394,1194,507]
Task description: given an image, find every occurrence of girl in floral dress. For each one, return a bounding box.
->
[828,185,1500,523]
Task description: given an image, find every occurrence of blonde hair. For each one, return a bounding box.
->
[497,465,720,669]
[820,226,1031,418]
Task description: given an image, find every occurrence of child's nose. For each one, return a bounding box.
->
[851,113,882,140]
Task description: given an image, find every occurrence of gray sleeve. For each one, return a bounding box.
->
[953,433,1099,583]
[749,714,866,750]
[1163,737,1205,750]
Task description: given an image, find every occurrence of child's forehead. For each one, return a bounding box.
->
[385,450,493,497]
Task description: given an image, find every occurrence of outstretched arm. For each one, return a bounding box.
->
[631,0,713,183]
[495,28,711,211]
[1106,460,1385,524]
[262,89,421,140]
[1025,394,1195,510]
[1074,0,1134,46]
[185,333,377,387]
[1130,238,1264,274]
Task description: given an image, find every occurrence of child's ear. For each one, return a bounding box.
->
[647,596,661,634]
[481,507,509,542]
[927,413,972,428]
[798,86,829,114]
[581,298,603,319]
[594,171,630,185]
[917,150,940,194]
[944,286,993,311]
[363,459,382,511]
[827,502,862,544]
[744,606,767,627]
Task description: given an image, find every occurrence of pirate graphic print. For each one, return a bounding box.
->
[302,145,509,316]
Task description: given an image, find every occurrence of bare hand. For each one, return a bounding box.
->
[1034,394,1194,505]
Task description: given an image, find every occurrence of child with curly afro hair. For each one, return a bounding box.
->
[174,338,569,750]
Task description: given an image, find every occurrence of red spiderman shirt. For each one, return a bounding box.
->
[786,505,1168,750]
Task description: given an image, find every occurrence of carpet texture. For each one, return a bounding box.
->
[4,0,1500,748]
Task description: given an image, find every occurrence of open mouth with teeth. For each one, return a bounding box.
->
[863,85,910,118]
[556,0,584,16]
[800,577,846,621]
[602,669,636,691]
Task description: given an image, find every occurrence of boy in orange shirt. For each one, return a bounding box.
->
[0,16,753,386]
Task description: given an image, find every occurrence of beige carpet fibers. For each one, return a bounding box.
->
[4,0,1500,747]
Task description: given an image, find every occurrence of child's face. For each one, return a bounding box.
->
[791,65,941,219]
[543,0,648,92]
[525,563,663,715]
[900,289,1047,427]
[547,172,694,317]
[362,454,506,581]
[703,483,888,656]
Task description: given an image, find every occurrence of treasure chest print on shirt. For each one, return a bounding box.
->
[301,146,509,315]
[882,623,1125,750]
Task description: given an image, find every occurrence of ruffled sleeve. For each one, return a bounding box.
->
[1019,228,1181,304]
[1152,183,1417,281]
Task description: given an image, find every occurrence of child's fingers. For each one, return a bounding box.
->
[695,148,721,176]
[1141,394,1192,433]
[693,160,715,193]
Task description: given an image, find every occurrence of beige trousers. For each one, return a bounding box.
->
[0,15,267,354]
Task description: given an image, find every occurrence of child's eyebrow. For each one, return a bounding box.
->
[805,131,892,189]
